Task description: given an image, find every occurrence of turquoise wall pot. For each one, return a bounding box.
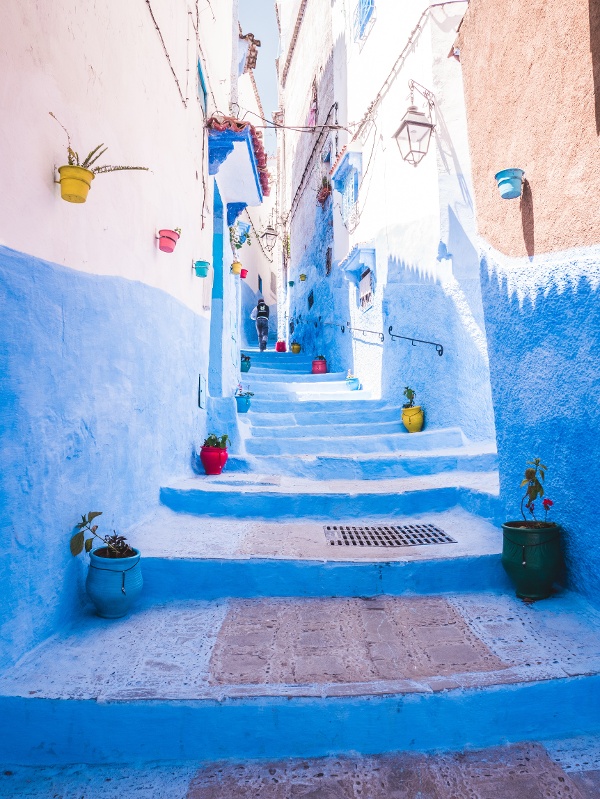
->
[241,360,251,372]
[345,377,360,391]
[494,168,524,199]
[235,395,251,413]
[86,548,143,618]
[194,261,210,278]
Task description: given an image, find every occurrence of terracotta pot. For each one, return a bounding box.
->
[158,229,180,253]
[200,446,228,475]
[312,359,327,374]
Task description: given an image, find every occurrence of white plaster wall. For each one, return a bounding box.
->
[0,0,234,315]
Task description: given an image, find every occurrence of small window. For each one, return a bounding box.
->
[325,247,332,276]
[354,0,374,41]
[359,268,373,311]
[258,275,263,293]
[341,169,358,224]
[308,290,314,310]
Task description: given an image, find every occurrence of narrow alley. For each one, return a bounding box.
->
[1,0,600,796]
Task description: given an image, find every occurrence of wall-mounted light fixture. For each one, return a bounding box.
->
[393,80,435,166]
[260,224,277,251]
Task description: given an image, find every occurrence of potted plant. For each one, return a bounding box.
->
[300,273,307,281]
[345,369,360,390]
[194,260,210,278]
[276,341,287,352]
[401,386,424,432]
[317,176,332,206]
[230,222,252,274]
[502,458,562,600]
[200,433,230,475]
[312,354,327,374]
[235,383,254,413]
[241,353,251,372]
[50,113,148,204]
[291,341,301,354]
[158,228,181,253]
[240,268,248,279]
[70,512,142,619]
[288,280,295,287]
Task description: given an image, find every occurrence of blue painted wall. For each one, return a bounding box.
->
[0,246,208,668]
[480,245,600,597]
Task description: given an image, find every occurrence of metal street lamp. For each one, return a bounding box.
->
[393,80,435,167]
[260,224,277,251]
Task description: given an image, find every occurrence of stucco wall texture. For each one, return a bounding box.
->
[458,0,600,257]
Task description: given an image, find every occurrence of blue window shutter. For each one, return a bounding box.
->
[354,0,374,40]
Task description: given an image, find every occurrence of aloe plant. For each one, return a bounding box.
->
[50,113,148,175]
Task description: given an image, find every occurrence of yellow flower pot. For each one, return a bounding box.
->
[299,274,307,281]
[231,261,242,275]
[58,165,94,203]
[402,405,424,433]
[291,343,301,354]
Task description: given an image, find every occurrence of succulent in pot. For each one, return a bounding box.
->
[200,433,230,475]
[502,458,562,600]
[401,386,424,433]
[70,511,142,618]
[50,112,148,204]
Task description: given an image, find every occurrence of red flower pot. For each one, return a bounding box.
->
[240,268,248,279]
[158,229,180,253]
[200,446,228,475]
[275,341,287,352]
[312,359,327,374]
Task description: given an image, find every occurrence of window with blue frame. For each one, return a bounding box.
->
[354,0,374,40]
[341,168,358,224]
[258,275,263,294]
[332,151,362,226]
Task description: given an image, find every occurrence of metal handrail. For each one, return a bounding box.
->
[346,323,384,343]
[388,326,443,356]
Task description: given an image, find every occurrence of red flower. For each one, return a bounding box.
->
[543,498,554,509]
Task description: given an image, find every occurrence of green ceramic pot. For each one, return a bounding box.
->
[501,521,562,600]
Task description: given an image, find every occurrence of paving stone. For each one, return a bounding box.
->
[208,596,506,686]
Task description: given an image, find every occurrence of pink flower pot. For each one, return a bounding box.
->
[312,359,327,374]
[158,229,180,253]
[240,268,248,279]
[200,446,228,475]
[275,341,287,352]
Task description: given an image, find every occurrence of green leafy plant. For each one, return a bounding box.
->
[241,354,251,363]
[70,512,135,559]
[315,354,326,361]
[202,433,230,449]
[50,113,148,175]
[520,457,554,523]
[173,227,182,235]
[283,234,291,258]
[229,225,252,251]
[403,386,416,408]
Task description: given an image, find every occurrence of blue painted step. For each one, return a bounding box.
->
[226,450,498,480]
[248,406,403,427]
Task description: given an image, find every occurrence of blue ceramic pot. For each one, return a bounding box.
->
[86,548,143,619]
[236,395,251,413]
[345,377,360,391]
[241,360,251,373]
[494,168,524,199]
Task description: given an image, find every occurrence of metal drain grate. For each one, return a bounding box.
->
[324,524,457,547]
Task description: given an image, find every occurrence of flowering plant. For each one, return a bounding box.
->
[235,382,254,398]
[520,457,554,523]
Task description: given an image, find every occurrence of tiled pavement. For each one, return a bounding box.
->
[1,591,599,701]
[1,740,599,798]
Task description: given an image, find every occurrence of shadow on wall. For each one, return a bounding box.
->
[481,253,600,597]
[382,254,495,443]
[521,179,535,258]
[590,0,600,134]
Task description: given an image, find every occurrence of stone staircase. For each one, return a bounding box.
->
[1,347,600,788]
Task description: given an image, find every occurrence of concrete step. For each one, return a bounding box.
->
[226,448,498,479]
[251,391,373,409]
[243,371,348,384]
[1,590,599,765]
[4,740,599,797]
[249,419,410,438]
[248,405,402,427]
[245,427,465,456]
[160,470,500,521]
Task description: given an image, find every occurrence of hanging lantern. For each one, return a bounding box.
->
[260,224,277,251]
[393,81,436,167]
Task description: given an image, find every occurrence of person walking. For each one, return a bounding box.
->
[250,297,270,351]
